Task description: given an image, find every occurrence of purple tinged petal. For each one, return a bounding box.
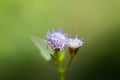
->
[45,28,69,50]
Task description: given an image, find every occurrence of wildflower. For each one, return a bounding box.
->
[45,28,68,51]
[67,35,84,56]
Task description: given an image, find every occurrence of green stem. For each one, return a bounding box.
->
[56,51,65,80]
[60,72,64,80]
[57,61,65,80]
[64,56,74,72]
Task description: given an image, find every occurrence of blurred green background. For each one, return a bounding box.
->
[0,0,120,80]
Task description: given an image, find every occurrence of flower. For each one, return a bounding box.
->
[45,28,69,51]
[68,37,83,48]
[67,35,84,56]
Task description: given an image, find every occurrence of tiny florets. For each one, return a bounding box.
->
[67,35,83,48]
[45,28,69,51]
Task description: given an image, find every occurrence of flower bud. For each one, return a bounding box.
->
[67,35,83,56]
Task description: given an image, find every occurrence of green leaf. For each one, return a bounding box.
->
[31,36,52,61]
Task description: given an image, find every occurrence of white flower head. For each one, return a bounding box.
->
[67,35,84,48]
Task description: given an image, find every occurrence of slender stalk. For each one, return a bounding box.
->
[60,72,64,80]
[57,61,65,80]
[64,56,74,72]
[56,51,65,80]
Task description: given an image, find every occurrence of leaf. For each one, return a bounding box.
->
[31,36,52,61]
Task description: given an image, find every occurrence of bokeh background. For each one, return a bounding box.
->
[0,0,120,80]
